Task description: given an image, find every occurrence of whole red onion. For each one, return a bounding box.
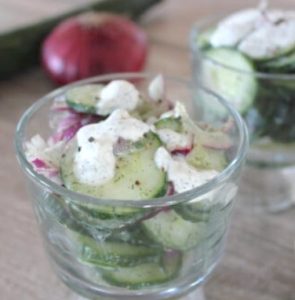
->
[42,12,148,85]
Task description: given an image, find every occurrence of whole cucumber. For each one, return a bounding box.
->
[0,0,163,79]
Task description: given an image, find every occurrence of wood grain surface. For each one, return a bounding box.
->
[0,0,294,299]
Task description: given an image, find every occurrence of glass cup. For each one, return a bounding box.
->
[191,16,295,213]
[15,73,248,300]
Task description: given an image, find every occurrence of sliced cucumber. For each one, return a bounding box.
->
[258,50,295,73]
[66,202,144,230]
[133,98,171,121]
[61,132,167,218]
[186,144,227,171]
[143,210,206,251]
[196,27,215,50]
[66,84,103,114]
[102,251,182,289]
[108,226,161,246]
[43,194,88,234]
[73,233,162,268]
[202,48,257,115]
[42,194,68,222]
[245,80,295,143]
[177,197,233,236]
[174,200,214,223]
[154,117,183,133]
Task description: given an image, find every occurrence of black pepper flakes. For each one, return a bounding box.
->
[88,137,95,142]
[135,180,140,186]
[78,146,81,152]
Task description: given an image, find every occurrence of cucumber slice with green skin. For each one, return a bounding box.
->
[175,197,233,229]
[61,132,167,218]
[108,226,162,246]
[73,233,162,268]
[196,27,215,51]
[43,195,117,241]
[244,80,295,143]
[67,201,148,230]
[143,210,206,251]
[174,200,213,223]
[66,84,104,114]
[102,250,182,289]
[186,144,227,171]
[202,48,258,115]
[42,194,88,235]
[42,194,68,222]
[154,117,183,133]
[133,98,172,121]
[42,195,120,247]
[258,50,295,73]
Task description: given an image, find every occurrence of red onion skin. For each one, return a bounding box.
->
[42,13,148,85]
[171,148,192,156]
[32,158,48,169]
[166,182,175,196]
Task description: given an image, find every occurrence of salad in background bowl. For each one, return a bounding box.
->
[15,73,248,300]
[191,3,295,212]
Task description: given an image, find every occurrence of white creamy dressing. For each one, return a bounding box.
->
[74,82,219,194]
[96,80,140,115]
[154,147,218,193]
[210,8,295,59]
[210,9,262,47]
[157,129,192,151]
[238,18,295,59]
[74,109,150,185]
[148,74,165,102]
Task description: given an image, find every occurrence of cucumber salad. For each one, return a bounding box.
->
[195,4,295,146]
[25,75,237,290]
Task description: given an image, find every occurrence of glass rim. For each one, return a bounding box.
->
[190,12,295,81]
[15,72,249,208]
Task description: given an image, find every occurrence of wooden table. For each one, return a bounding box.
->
[0,0,294,299]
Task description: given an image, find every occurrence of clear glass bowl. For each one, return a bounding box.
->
[15,73,248,300]
[190,16,295,212]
